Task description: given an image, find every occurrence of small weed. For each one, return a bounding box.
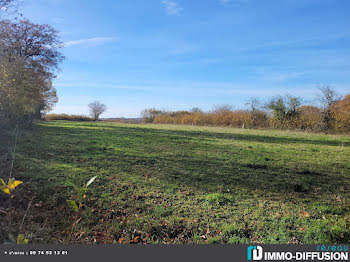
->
[65,176,98,212]
[204,193,233,205]
[207,236,221,244]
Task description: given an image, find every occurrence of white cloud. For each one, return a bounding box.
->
[161,1,182,16]
[64,37,119,48]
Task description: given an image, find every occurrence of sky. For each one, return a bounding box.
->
[21,0,350,118]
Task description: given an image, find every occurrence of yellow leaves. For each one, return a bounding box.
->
[9,234,29,244]
[3,188,11,194]
[0,178,23,195]
[300,210,310,218]
[17,234,28,245]
[8,179,23,190]
[117,238,125,244]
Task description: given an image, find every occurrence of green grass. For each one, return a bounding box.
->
[3,120,350,244]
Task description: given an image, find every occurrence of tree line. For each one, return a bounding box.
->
[44,101,107,121]
[141,87,350,134]
[0,0,64,127]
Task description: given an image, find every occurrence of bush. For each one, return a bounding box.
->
[330,94,350,134]
[141,108,163,123]
[296,105,322,132]
[153,114,175,124]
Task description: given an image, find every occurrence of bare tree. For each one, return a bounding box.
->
[246,97,261,113]
[211,104,232,113]
[318,86,341,109]
[0,0,15,13]
[285,94,302,117]
[246,97,268,128]
[141,108,163,123]
[0,0,22,19]
[190,107,203,113]
[88,101,107,120]
[317,86,342,131]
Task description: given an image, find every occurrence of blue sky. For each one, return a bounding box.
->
[22,0,350,117]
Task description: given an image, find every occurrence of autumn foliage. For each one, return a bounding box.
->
[150,109,269,129]
[143,93,350,134]
[330,95,350,134]
[296,106,322,132]
[0,19,64,127]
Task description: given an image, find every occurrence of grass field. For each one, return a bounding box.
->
[1,120,350,244]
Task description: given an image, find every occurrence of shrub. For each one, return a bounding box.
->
[296,105,322,132]
[250,110,269,128]
[153,114,175,124]
[141,108,163,123]
[266,95,302,130]
[330,94,350,134]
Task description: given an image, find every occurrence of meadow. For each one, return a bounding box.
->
[1,120,350,244]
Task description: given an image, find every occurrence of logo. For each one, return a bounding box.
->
[247,245,349,261]
[247,246,263,261]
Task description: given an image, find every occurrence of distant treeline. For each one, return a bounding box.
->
[44,114,142,123]
[141,88,350,134]
[44,114,94,121]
